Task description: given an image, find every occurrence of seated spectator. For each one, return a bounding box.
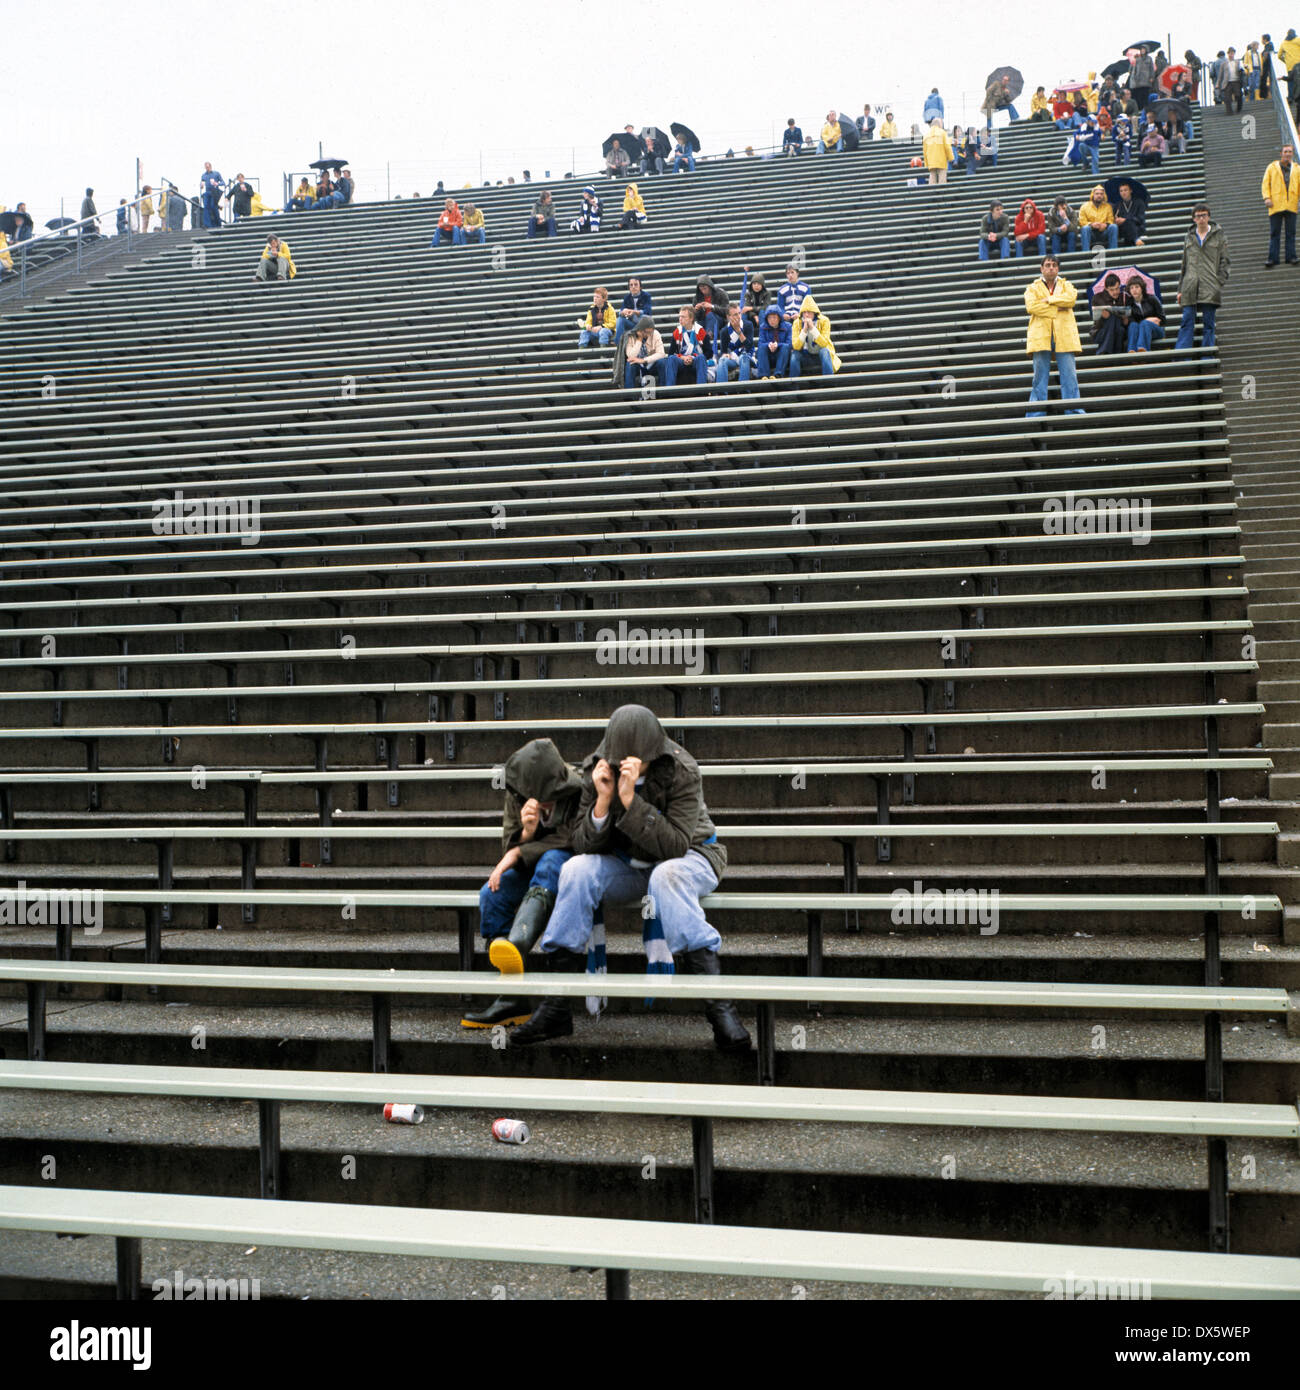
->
[714,304,757,383]
[1030,86,1050,122]
[255,234,295,282]
[672,137,696,173]
[314,172,335,207]
[579,286,617,347]
[1078,185,1117,251]
[819,110,844,153]
[527,190,558,238]
[1048,196,1078,255]
[961,125,994,173]
[949,123,965,171]
[1113,181,1147,249]
[858,104,876,140]
[789,295,840,377]
[1090,273,1129,354]
[1074,117,1101,176]
[1161,118,1187,155]
[1125,277,1164,351]
[1096,106,1114,135]
[1112,116,1133,166]
[777,262,809,320]
[1138,126,1167,168]
[1014,198,1047,257]
[623,315,667,388]
[285,177,315,212]
[1052,91,1076,128]
[978,200,1012,260]
[755,304,792,379]
[461,201,486,243]
[693,273,728,343]
[432,197,465,246]
[250,190,271,217]
[783,118,803,155]
[606,139,630,178]
[923,119,953,184]
[741,268,770,328]
[879,111,898,139]
[620,182,648,228]
[570,185,603,232]
[664,306,711,386]
[615,276,653,345]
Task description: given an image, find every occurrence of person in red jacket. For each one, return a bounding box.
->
[663,305,712,385]
[1014,198,1047,258]
[432,196,465,247]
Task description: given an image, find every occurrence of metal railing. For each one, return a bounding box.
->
[1267,55,1300,149]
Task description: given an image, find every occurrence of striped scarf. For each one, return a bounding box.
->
[582,894,674,1015]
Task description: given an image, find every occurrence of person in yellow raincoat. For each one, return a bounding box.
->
[923,118,954,184]
[620,183,647,228]
[255,234,295,282]
[1261,143,1300,265]
[250,190,271,216]
[0,230,13,274]
[790,294,841,376]
[1024,254,1084,416]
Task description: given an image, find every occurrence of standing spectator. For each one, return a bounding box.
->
[623,315,666,388]
[671,135,696,173]
[620,182,648,228]
[777,263,809,320]
[1221,49,1244,113]
[1262,144,1300,267]
[714,304,757,383]
[923,119,953,184]
[663,306,711,385]
[1030,87,1050,122]
[527,190,557,238]
[783,118,803,155]
[1078,185,1118,251]
[200,162,224,228]
[1076,117,1101,176]
[255,234,295,282]
[858,104,876,140]
[693,274,728,343]
[1024,255,1084,416]
[1090,273,1130,354]
[226,174,254,222]
[1125,277,1164,352]
[431,197,464,246]
[1209,50,1227,105]
[0,230,11,277]
[79,188,97,232]
[879,111,898,139]
[615,277,653,345]
[1260,35,1275,101]
[605,139,630,178]
[789,296,840,377]
[461,201,486,244]
[570,185,603,232]
[1279,28,1300,75]
[116,199,128,235]
[579,286,617,347]
[138,186,155,232]
[1138,125,1167,168]
[1014,198,1046,258]
[1175,204,1230,349]
[162,183,187,231]
[755,304,792,379]
[818,110,843,153]
[1130,45,1155,110]
[923,87,945,124]
[1048,196,1077,256]
[1244,42,1262,101]
[978,200,1012,260]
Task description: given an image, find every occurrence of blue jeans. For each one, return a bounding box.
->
[432,227,465,246]
[1175,304,1217,349]
[978,235,1011,260]
[663,353,707,385]
[756,342,790,377]
[672,150,696,172]
[1016,234,1047,257]
[579,327,613,346]
[1080,223,1118,251]
[1084,143,1100,175]
[1268,211,1297,263]
[1050,230,1079,255]
[624,359,664,388]
[1127,320,1164,351]
[526,215,557,237]
[817,138,844,152]
[715,353,754,382]
[540,850,721,956]
[790,348,834,376]
[1027,347,1083,413]
[202,193,220,228]
[463,227,485,244]
[479,848,570,939]
[614,315,639,344]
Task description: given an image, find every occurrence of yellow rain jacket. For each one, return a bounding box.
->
[923,123,954,168]
[1279,36,1300,70]
[879,117,898,139]
[622,186,646,216]
[1030,91,1049,115]
[821,119,843,148]
[1077,196,1115,229]
[1262,159,1300,213]
[1024,275,1080,354]
[261,241,296,278]
[250,192,271,217]
[0,232,11,272]
[791,294,841,371]
[584,300,617,331]
[463,205,486,231]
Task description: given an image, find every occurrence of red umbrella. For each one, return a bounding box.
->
[1159,63,1195,95]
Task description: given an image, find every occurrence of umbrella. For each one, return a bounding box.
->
[0,212,17,236]
[1055,81,1091,92]
[1125,40,1162,54]
[1101,59,1132,79]
[1087,265,1161,305]
[45,217,75,231]
[1157,65,1194,94]
[671,122,700,152]
[602,131,645,160]
[641,127,672,159]
[985,66,1024,101]
[837,114,860,149]
[1104,176,1150,205]
[1148,97,1192,124]
[309,157,347,171]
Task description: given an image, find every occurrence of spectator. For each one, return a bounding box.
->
[1125,277,1164,352]
[622,315,667,388]
[741,268,770,327]
[461,738,583,1030]
[1024,255,1084,416]
[523,170,531,181]
[335,168,355,206]
[1090,273,1129,354]
[923,87,945,124]
[579,286,617,347]
[756,304,792,379]
[960,125,983,173]
[116,199,128,235]
[693,274,728,343]
[923,119,953,185]
[1130,45,1155,109]
[1112,115,1133,166]
[620,182,648,229]
[226,174,254,222]
[0,230,11,278]
[615,277,653,345]
[1262,144,1300,267]
[1221,50,1244,114]
[570,185,603,232]
[255,234,295,283]
[1138,125,1167,168]
[200,162,224,228]
[509,705,750,1052]
[1014,198,1046,258]
[527,190,558,238]
[605,139,630,178]
[818,110,844,154]
[714,304,757,383]
[777,263,809,320]
[858,104,876,140]
[1175,204,1229,349]
[1169,66,1194,103]
[1047,196,1078,256]
[160,183,187,232]
[1260,35,1275,101]
[250,190,271,216]
[1160,118,1187,156]
[1030,86,1050,122]
[1244,42,1262,102]
[458,201,483,244]
[783,118,803,155]
[312,169,353,210]
[948,123,964,171]
[978,200,1012,260]
[285,177,315,211]
[1073,117,1101,176]
[663,306,711,385]
[139,186,155,232]
[1209,50,1226,105]
[671,136,696,173]
[879,111,898,139]
[1084,72,1101,112]
[974,125,998,170]
[1078,185,1117,251]
[789,295,840,377]
[1114,180,1148,249]
[432,197,464,247]
[314,171,335,206]
[79,188,97,231]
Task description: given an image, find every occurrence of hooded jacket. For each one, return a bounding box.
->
[617,316,665,386]
[438,201,463,231]
[1077,195,1115,228]
[1262,158,1300,214]
[694,274,729,318]
[463,205,486,230]
[1014,200,1045,239]
[791,294,840,370]
[923,123,954,169]
[759,306,792,354]
[622,185,647,216]
[742,276,770,319]
[260,241,296,278]
[500,738,584,866]
[1024,274,1080,354]
[569,705,726,882]
[1179,223,1230,305]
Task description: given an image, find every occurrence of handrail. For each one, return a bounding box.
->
[1267,54,1300,149]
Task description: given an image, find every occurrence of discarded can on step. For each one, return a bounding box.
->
[384,1103,424,1124]
[492,1118,530,1144]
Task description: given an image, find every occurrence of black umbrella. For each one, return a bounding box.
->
[641,127,672,158]
[1104,176,1150,205]
[985,65,1024,101]
[837,114,861,149]
[671,122,701,152]
[309,157,347,170]
[1125,40,1162,53]
[45,217,75,231]
[0,212,16,236]
[1101,59,1132,79]
[1148,97,1192,124]
[602,131,645,160]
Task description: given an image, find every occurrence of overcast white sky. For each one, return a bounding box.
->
[4,0,1286,226]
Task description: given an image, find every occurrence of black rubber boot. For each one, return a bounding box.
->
[460,995,532,1029]
[509,946,585,1046]
[488,887,555,976]
[679,947,752,1052]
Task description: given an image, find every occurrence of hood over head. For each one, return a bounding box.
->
[798,294,822,317]
[598,704,669,764]
[504,738,582,802]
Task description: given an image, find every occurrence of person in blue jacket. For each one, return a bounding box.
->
[777,263,809,320]
[755,303,792,378]
[714,304,757,382]
[923,88,944,124]
[782,118,803,155]
[614,276,653,345]
[200,162,224,228]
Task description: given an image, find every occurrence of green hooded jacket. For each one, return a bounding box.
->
[500,738,583,867]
